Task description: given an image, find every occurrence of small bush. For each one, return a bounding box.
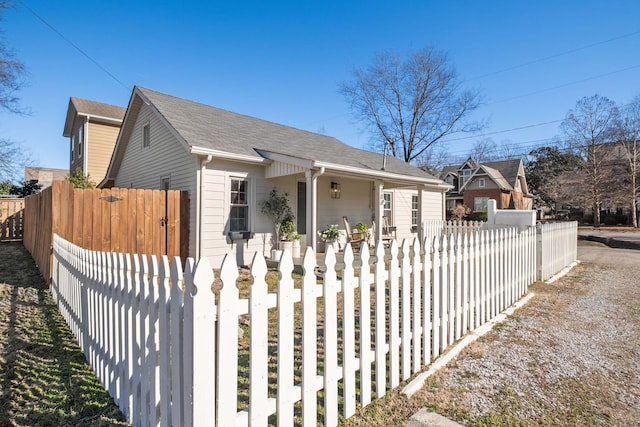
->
[469,211,487,221]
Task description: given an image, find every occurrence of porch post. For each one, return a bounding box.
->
[306,168,324,251]
[374,180,384,243]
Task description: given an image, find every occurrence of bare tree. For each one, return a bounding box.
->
[341,47,483,163]
[0,0,29,182]
[561,95,620,226]
[617,95,640,227]
[468,138,498,163]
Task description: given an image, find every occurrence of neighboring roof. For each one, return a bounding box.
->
[439,166,458,179]
[63,97,126,137]
[482,159,523,189]
[107,86,446,187]
[442,158,527,193]
[477,164,512,190]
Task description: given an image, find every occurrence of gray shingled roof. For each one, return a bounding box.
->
[70,97,126,120]
[63,97,126,137]
[482,159,522,189]
[137,87,440,181]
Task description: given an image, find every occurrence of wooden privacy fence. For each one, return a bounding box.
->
[24,181,188,281]
[0,197,24,241]
[50,221,576,427]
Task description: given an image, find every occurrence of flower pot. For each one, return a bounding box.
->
[281,240,293,256]
[271,249,283,261]
[292,240,301,258]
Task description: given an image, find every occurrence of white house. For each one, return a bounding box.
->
[102,86,450,265]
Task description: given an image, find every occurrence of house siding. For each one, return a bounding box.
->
[391,188,444,241]
[69,118,84,174]
[200,160,274,266]
[114,103,197,256]
[465,176,499,190]
[86,122,120,183]
[464,188,504,210]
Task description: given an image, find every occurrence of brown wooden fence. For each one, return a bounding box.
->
[0,197,25,241]
[23,181,189,281]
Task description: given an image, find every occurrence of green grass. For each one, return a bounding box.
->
[0,241,127,427]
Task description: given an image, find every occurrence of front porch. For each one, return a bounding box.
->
[259,150,449,255]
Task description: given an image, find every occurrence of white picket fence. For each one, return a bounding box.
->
[537,221,578,281]
[51,222,574,427]
[423,219,484,237]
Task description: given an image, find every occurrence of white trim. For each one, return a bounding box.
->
[225,172,254,233]
[191,146,267,164]
[77,112,124,125]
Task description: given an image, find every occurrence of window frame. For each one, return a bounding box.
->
[382,191,393,225]
[478,178,485,188]
[70,133,75,161]
[411,194,419,227]
[474,197,489,212]
[228,176,252,233]
[77,125,84,158]
[143,122,151,148]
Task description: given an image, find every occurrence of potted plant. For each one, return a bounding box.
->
[354,222,369,240]
[280,219,296,256]
[260,188,293,260]
[319,224,341,252]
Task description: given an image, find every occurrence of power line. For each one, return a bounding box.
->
[17,0,131,93]
[468,29,640,81]
[488,64,640,105]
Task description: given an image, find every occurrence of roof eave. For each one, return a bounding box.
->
[313,160,449,190]
[190,146,269,164]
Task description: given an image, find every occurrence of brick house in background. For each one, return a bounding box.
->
[63,97,126,184]
[440,158,533,218]
[24,167,68,189]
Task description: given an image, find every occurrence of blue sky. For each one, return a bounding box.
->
[1,0,639,178]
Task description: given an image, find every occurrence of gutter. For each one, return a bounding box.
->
[190,147,267,165]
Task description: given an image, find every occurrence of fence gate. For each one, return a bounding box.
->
[0,197,24,241]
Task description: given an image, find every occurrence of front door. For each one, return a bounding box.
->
[297,182,307,234]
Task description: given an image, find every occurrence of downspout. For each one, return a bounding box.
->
[197,155,213,259]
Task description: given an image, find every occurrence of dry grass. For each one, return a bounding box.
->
[0,241,127,427]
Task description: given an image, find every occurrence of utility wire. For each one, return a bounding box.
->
[17,0,131,92]
[468,29,640,81]
[488,64,640,105]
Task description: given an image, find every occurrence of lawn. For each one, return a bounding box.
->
[0,241,127,427]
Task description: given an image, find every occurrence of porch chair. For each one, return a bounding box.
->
[342,216,367,251]
[382,216,397,241]
[371,218,395,247]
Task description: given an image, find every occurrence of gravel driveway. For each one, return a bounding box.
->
[408,240,640,426]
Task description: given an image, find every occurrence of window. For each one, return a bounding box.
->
[143,123,150,148]
[459,168,472,188]
[474,197,489,212]
[70,134,75,161]
[77,126,84,158]
[383,191,393,224]
[411,195,419,227]
[478,178,485,188]
[230,178,249,232]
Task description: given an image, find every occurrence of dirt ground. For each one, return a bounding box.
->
[0,241,126,426]
[345,240,640,426]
